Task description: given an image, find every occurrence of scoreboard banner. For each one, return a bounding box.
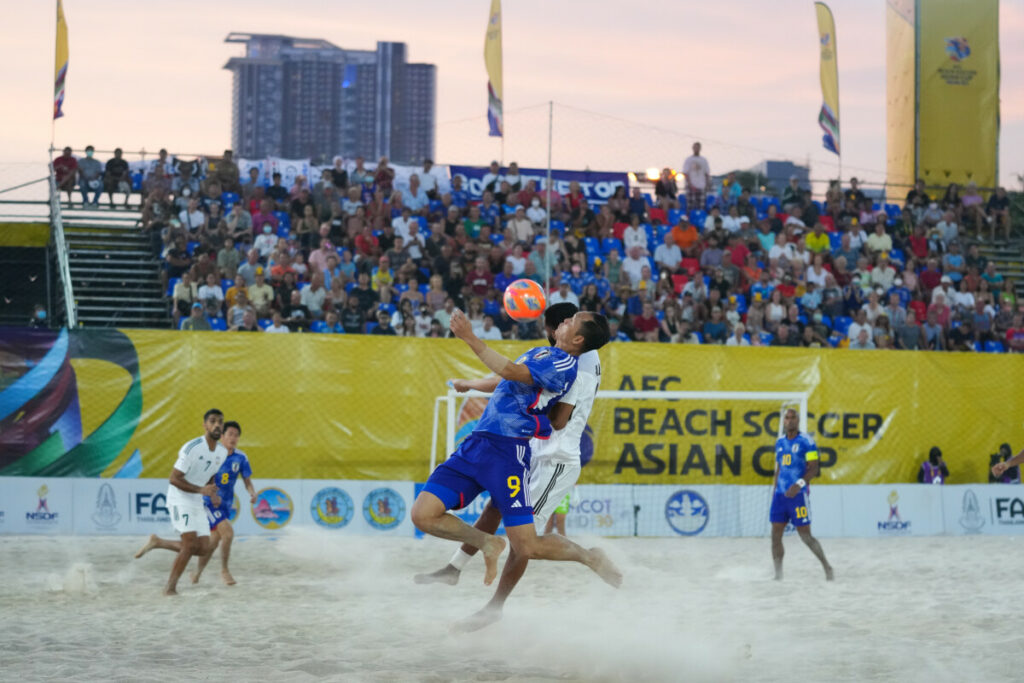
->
[1,327,1021,484]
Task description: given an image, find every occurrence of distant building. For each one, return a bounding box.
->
[748,160,810,194]
[224,33,436,164]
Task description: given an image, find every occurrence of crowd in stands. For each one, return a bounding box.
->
[52,143,1021,351]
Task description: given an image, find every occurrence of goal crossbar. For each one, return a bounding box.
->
[430,388,809,473]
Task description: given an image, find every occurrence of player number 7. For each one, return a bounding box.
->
[507,475,521,499]
[183,513,189,525]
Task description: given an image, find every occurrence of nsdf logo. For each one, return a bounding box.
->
[877,490,911,534]
[665,489,709,536]
[26,484,59,525]
[991,497,1024,526]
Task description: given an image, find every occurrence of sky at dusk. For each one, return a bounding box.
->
[2,0,1022,191]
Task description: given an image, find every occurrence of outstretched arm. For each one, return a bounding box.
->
[242,476,257,504]
[993,447,1024,477]
[449,309,533,384]
[451,376,501,393]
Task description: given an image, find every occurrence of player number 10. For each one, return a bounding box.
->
[796,506,808,519]
[782,454,792,466]
[507,475,521,499]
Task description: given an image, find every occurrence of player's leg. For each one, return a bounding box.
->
[217,520,237,585]
[413,501,502,586]
[795,526,833,580]
[164,531,197,596]
[789,489,832,580]
[134,534,181,558]
[191,528,221,584]
[770,522,786,580]
[411,491,505,585]
[504,524,620,587]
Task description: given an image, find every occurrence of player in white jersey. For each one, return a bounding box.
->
[414,303,602,629]
[134,409,228,595]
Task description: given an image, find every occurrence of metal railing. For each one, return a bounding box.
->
[47,163,77,328]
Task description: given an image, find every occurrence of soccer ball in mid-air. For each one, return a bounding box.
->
[503,279,546,321]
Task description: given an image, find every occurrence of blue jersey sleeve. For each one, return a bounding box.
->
[239,452,253,478]
[522,347,577,393]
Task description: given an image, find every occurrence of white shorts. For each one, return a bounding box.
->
[169,499,210,537]
[528,458,581,532]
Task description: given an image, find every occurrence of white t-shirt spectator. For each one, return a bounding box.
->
[847,320,871,342]
[654,242,683,271]
[481,171,503,193]
[848,228,868,251]
[254,232,277,258]
[405,232,426,261]
[871,264,897,291]
[806,265,829,288]
[478,325,503,340]
[784,215,806,231]
[419,172,438,195]
[179,208,205,233]
[769,242,796,263]
[265,322,290,333]
[301,285,327,315]
[526,203,547,225]
[622,225,648,253]
[197,283,224,303]
[682,155,710,191]
[621,255,647,287]
[866,232,893,253]
[951,290,974,311]
[548,288,580,307]
[726,335,750,346]
[506,254,527,275]
[722,215,742,233]
[392,215,413,240]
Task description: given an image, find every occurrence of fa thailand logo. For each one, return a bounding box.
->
[91,483,121,529]
[251,487,293,530]
[959,490,984,533]
[665,490,709,536]
[311,487,355,529]
[945,37,970,62]
[363,487,406,531]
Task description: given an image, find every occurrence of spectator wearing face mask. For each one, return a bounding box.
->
[526,196,547,225]
[917,447,949,484]
[30,304,48,328]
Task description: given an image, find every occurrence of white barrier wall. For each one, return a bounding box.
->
[1,478,1021,538]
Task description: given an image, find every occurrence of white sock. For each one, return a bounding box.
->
[448,548,473,571]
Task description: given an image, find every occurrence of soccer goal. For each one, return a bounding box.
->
[429,386,810,537]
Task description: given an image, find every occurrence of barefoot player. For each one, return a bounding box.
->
[134,409,228,595]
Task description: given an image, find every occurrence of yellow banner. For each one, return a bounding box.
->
[917,0,999,189]
[54,0,68,119]
[6,330,1022,486]
[483,0,503,136]
[886,0,916,190]
[814,2,840,154]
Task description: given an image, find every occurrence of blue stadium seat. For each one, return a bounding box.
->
[827,334,843,348]
[273,211,290,229]
[418,283,430,295]
[310,320,327,333]
[416,216,428,229]
[221,192,240,207]
[872,202,882,212]
[656,310,665,321]
[393,282,409,293]
[428,199,443,213]
[276,225,290,239]
[489,234,505,245]
[550,220,566,232]
[828,232,842,250]
[820,315,832,330]
[643,193,654,207]
[677,196,687,212]
[208,317,227,331]
[689,210,707,227]
[885,203,901,218]
[345,282,357,293]
[889,248,905,265]
[693,331,705,344]
[731,293,747,314]
[584,237,601,256]
[221,278,234,290]
[379,302,396,314]
[131,172,143,191]
[186,241,200,256]
[704,195,717,211]
[832,315,853,336]
[364,322,378,334]
[668,209,684,225]
[813,200,824,213]
[167,277,180,297]
[601,237,623,257]
[258,318,272,329]
[984,341,1006,353]
[297,281,309,291]
[502,204,516,215]
[797,313,808,325]
[759,332,774,346]
[643,223,656,243]
[391,208,402,219]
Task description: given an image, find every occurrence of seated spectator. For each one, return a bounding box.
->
[917,447,949,484]
[264,310,290,333]
[265,172,288,207]
[982,262,1004,287]
[987,187,1011,242]
[53,146,78,204]
[990,444,1020,483]
[805,222,830,255]
[301,274,328,319]
[171,271,197,328]
[72,145,103,208]
[703,307,728,344]
[921,310,945,350]
[216,237,240,274]
[848,327,876,349]
[670,217,700,255]
[281,289,311,331]
[163,235,192,295]
[371,308,397,335]
[197,273,225,318]
[181,302,211,331]
[101,147,132,208]
[226,290,255,328]
[654,232,682,273]
[316,310,344,334]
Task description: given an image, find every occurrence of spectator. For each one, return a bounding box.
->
[247,269,273,317]
[549,279,580,307]
[917,446,949,484]
[229,308,259,332]
[265,172,288,207]
[781,175,803,211]
[77,147,104,207]
[849,327,876,350]
[703,307,728,344]
[990,444,1020,484]
[265,310,290,334]
[53,146,78,204]
[171,271,197,328]
[623,217,649,255]
[921,309,946,350]
[726,322,749,346]
[281,289,311,331]
[654,231,683,273]
[371,308,397,335]
[682,142,710,210]
[632,301,660,342]
[301,274,328,319]
[214,150,241,193]
[198,273,225,318]
[102,147,132,208]
[1006,313,1024,353]
[227,290,255,328]
[181,302,212,331]
[987,187,1011,242]
[316,310,343,334]
[670,217,700,255]
[215,237,239,274]
[982,262,1004,287]
[805,222,830,255]
[162,235,192,295]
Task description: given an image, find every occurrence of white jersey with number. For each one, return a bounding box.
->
[166,435,228,506]
[530,349,601,465]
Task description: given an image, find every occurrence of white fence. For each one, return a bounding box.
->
[0,478,1017,538]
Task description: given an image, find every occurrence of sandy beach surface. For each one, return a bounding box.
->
[1,531,1022,682]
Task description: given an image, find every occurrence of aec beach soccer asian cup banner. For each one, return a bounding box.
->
[1,328,1022,485]
[448,165,627,203]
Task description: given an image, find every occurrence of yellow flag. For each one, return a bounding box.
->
[483,0,503,137]
[54,0,69,119]
[814,2,839,154]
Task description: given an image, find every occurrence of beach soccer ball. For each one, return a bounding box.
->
[503,279,547,321]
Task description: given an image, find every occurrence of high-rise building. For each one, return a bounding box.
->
[224,33,436,164]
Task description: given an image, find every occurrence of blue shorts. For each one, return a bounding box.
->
[204,498,232,530]
[422,432,534,527]
[769,489,811,527]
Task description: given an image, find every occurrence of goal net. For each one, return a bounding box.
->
[430,388,809,538]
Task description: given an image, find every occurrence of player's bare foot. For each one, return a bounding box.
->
[162,588,178,596]
[190,570,201,584]
[134,534,158,559]
[452,605,502,633]
[413,564,460,586]
[221,569,236,586]
[825,566,834,581]
[481,536,506,586]
[588,547,622,588]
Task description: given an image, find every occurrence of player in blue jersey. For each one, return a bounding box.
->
[411,307,621,590]
[191,420,256,586]
[771,407,834,581]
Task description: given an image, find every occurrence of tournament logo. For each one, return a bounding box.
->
[363,487,406,530]
[311,487,355,529]
[26,484,59,524]
[251,487,293,530]
[91,482,121,529]
[959,489,984,533]
[945,37,970,62]
[665,489,709,536]
[877,490,911,534]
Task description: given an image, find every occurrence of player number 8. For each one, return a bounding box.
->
[507,475,521,499]
[221,473,229,485]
